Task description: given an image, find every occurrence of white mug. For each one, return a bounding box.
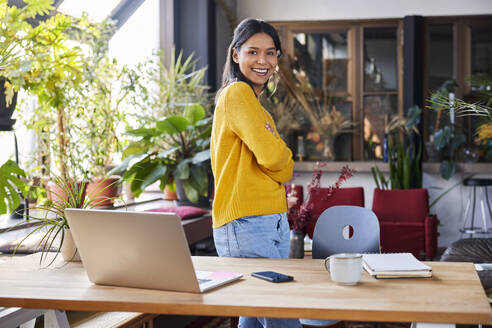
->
[324,253,363,285]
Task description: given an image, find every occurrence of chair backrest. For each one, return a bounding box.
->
[312,205,380,259]
[305,187,364,238]
[372,188,429,222]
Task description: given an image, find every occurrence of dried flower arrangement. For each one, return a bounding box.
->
[287,162,356,231]
[276,55,355,159]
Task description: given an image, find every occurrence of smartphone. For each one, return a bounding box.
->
[251,271,294,283]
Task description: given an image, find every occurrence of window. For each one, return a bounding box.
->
[424,16,492,155]
[363,27,399,160]
[273,20,402,161]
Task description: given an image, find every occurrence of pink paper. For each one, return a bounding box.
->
[208,271,240,280]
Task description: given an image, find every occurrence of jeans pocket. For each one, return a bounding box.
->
[276,213,289,241]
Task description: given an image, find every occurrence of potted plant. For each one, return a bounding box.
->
[15,10,85,185]
[13,174,116,265]
[65,17,129,206]
[428,80,465,179]
[372,105,422,190]
[112,50,212,205]
[430,75,492,162]
[115,103,212,206]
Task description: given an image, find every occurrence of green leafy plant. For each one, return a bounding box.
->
[0,159,28,214]
[114,103,212,203]
[428,80,465,179]
[12,175,117,266]
[124,48,210,126]
[372,105,422,189]
[65,17,129,179]
[431,75,492,120]
[433,126,465,179]
[112,50,211,202]
[0,0,53,105]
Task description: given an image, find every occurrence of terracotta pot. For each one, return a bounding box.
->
[60,229,81,262]
[163,184,178,200]
[46,180,87,204]
[87,176,120,207]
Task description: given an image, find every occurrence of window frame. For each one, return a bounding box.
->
[272,19,403,161]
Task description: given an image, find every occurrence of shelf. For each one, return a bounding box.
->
[294,161,389,173]
[422,162,492,174]
[295,162,492,174]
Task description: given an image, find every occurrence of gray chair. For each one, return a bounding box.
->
[301,206,381,328]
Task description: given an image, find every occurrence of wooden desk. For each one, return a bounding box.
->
[0,255,490,325]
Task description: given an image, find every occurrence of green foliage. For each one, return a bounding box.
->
[388,133,422,189]
[371,105,422,189]
[114,104,212,203]
[2,1,85,180]
[123,48,210,126]
[428,80,466,179]
[0,0,53,103]
[0,160,27,214]
[11,9,128,184]
[433,126,465,179]
[371,166,388,190]
[64,16,128,178]
[13,175,117,266]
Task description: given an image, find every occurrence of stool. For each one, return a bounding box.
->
[460,178,492,236]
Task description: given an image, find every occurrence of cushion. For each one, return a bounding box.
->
[146,206,209,220]
[372,188,429,222]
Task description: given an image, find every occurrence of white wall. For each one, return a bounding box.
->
[237,0,492,21]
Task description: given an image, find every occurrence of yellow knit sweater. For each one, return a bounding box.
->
[211,82,294,228]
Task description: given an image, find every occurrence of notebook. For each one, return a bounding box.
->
[362,253,432,279]
[64,208,242,293]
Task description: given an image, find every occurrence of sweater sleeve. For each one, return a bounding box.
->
[225,82,294,183]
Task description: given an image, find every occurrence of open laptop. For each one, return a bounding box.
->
[64,208,242,293]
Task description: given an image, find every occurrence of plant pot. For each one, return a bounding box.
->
[0,77,18,131]
[425,141,442,162]
[289,229,305,259]
[87,177,120,207]
[60,229,81,262]
[175,179,210,208]
[46,180,88,204]
[163,184,178,200]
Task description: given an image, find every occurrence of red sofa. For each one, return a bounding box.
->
[304,187,365,239]
[372,188,438,260]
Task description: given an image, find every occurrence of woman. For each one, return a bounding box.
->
[211,18,300,328]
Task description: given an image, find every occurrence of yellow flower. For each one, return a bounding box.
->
[477,123,492,142]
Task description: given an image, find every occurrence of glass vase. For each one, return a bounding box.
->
[322,136,335,161]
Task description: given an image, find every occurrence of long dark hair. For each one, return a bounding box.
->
[215,17,282,103]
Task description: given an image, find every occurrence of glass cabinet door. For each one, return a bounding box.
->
[363,27,399,160]
[292,31,353,161]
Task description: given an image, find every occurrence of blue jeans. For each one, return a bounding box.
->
[213,213,301,328]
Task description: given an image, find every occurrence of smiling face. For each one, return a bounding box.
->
[233,32,278,97]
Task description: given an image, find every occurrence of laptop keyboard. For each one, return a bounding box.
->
[198,279,212,285]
